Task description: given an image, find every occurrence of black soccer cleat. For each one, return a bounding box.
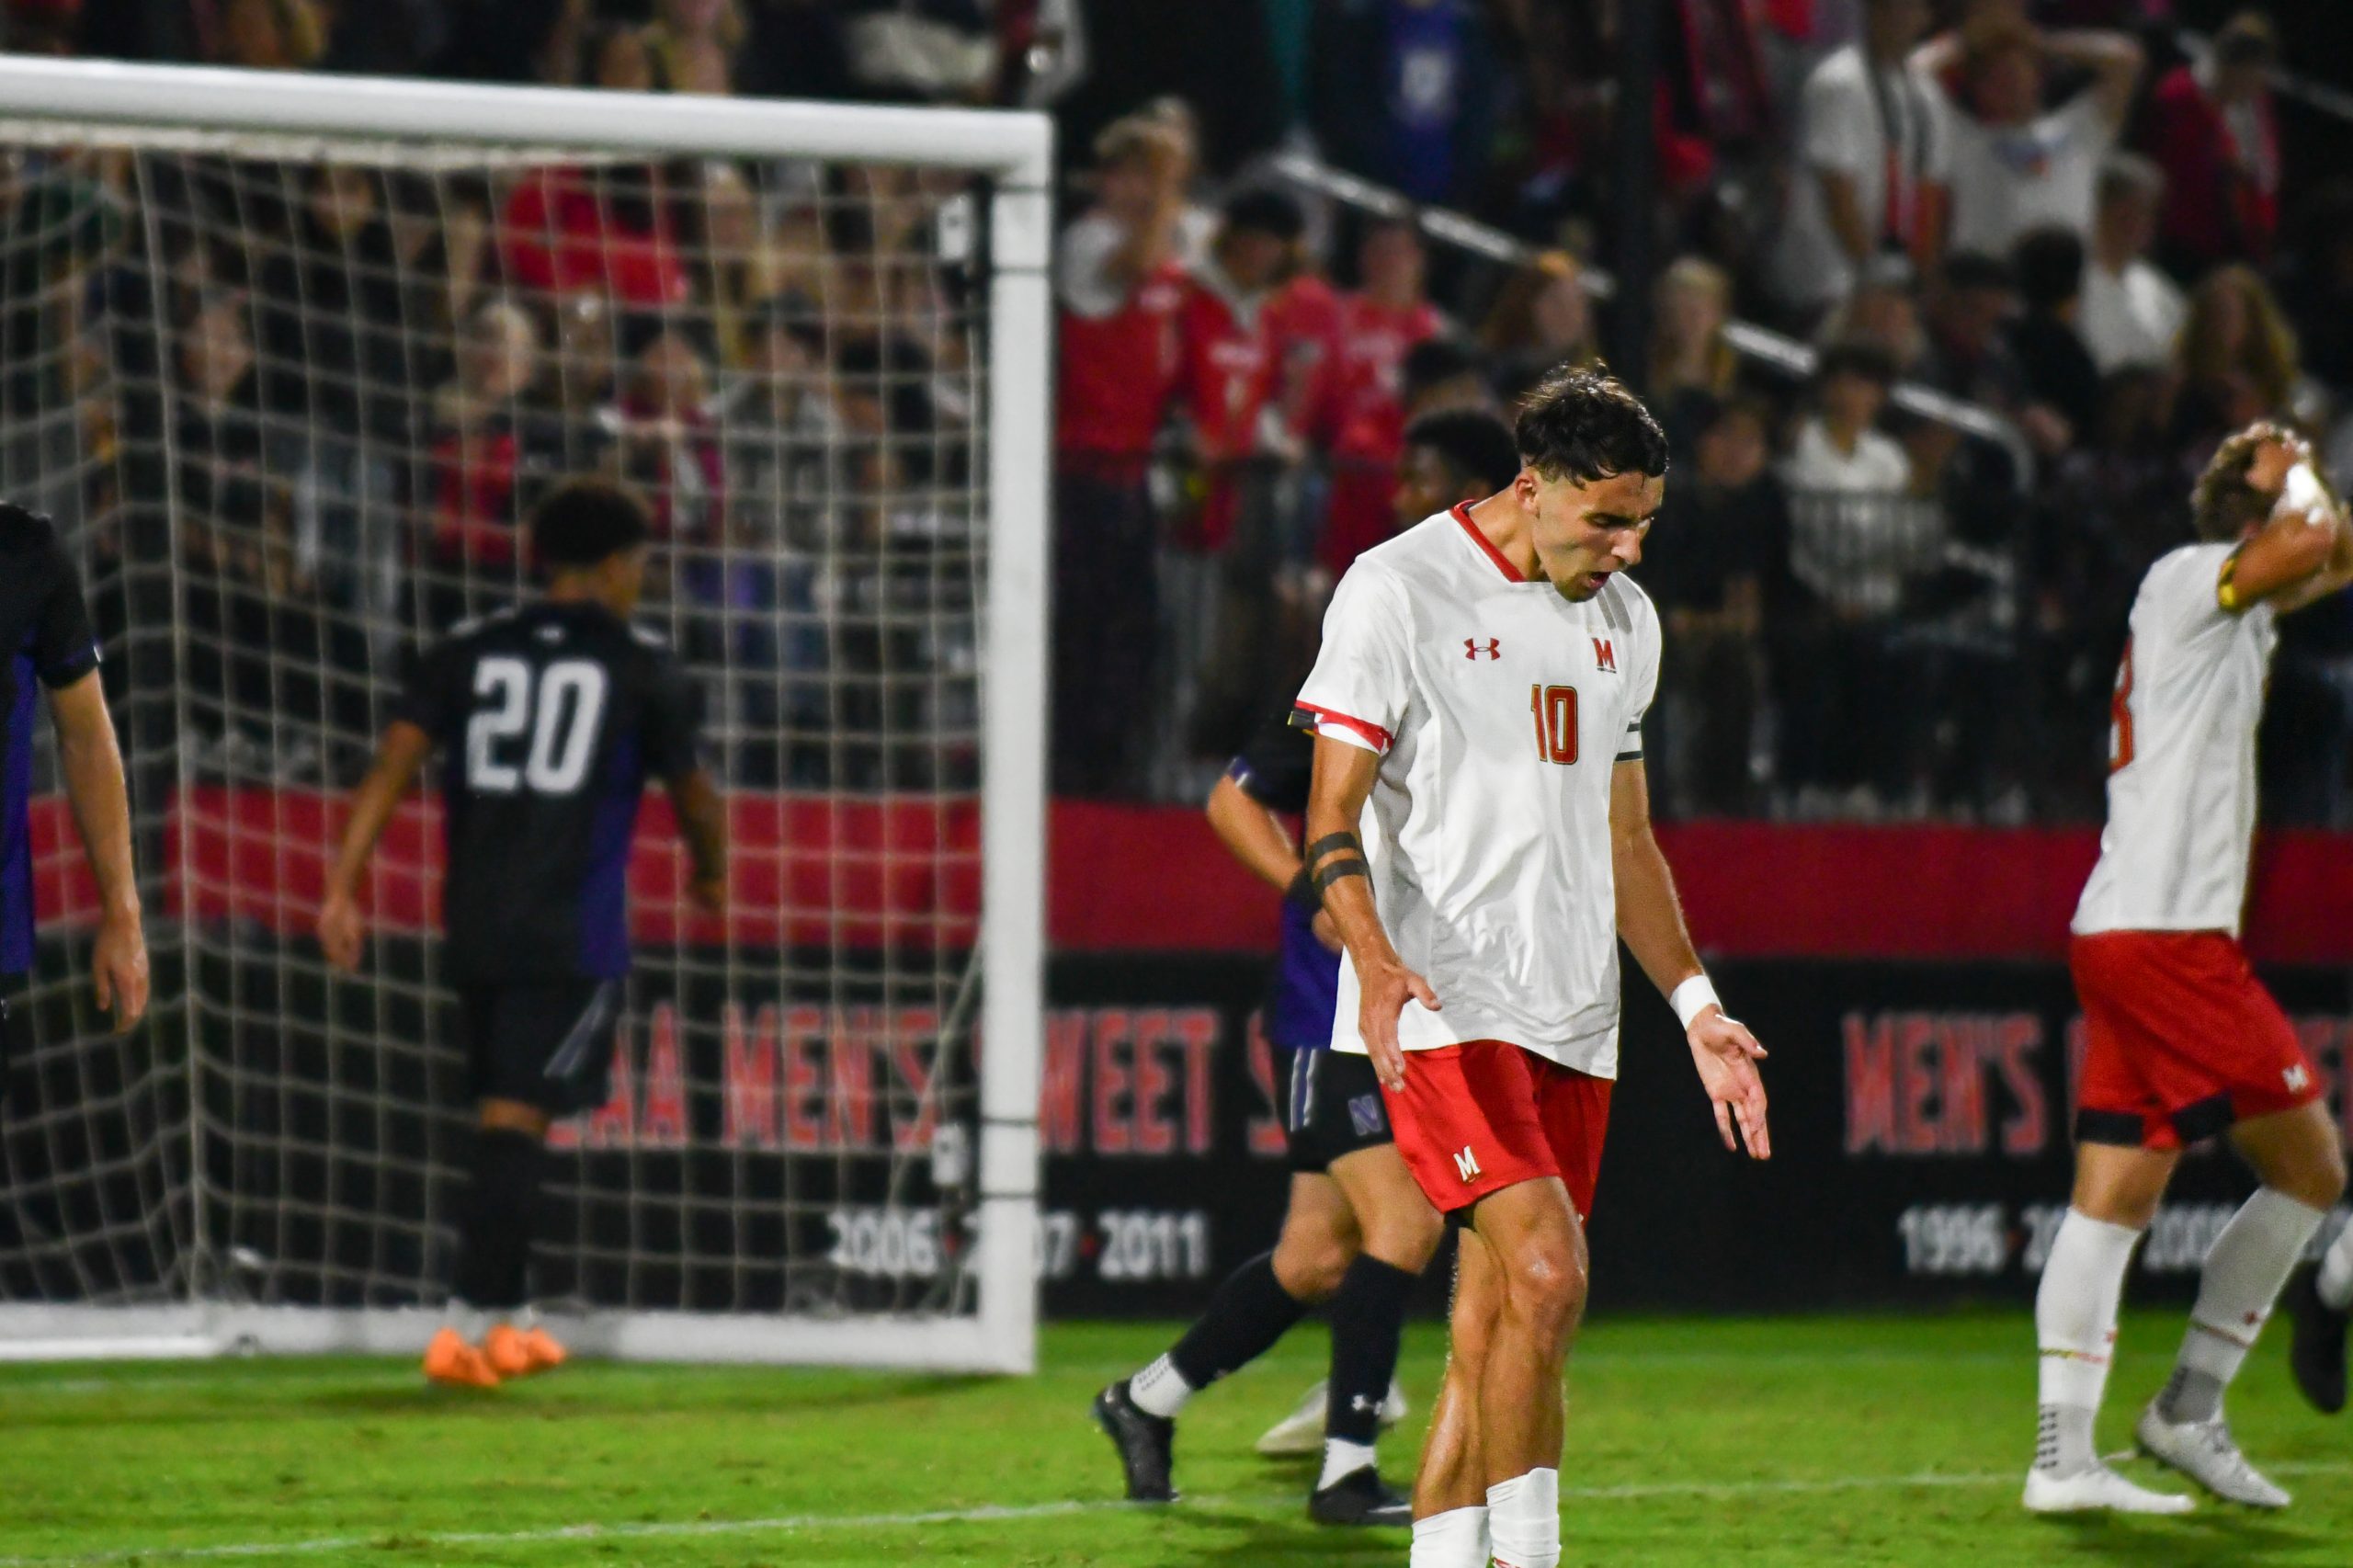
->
[2287,1264,2348,1415]
[1308,1465,1413,1527]
[1093,1380,1178,1502]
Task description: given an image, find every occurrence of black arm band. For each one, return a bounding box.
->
[1303,832,1362,864]
[1312,858,1370,892]
[1284,867,1322,913]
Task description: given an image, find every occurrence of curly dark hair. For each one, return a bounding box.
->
[1513,365,1668,486]
[2191,422,2294,543]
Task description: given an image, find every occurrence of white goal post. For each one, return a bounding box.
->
[0,57,1050,1372]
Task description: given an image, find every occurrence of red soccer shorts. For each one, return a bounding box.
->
[2070,930,2321,1151]
[1381,1040,1612,1218]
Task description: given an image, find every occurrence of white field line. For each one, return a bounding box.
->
[5,1461,2349,1566]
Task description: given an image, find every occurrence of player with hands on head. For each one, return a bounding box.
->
[1093,410,1523,1528]
[1292,368,1768,1568]
[2028,423,2353,1515]
[318,478,725,1388]
[0,502,147,1101]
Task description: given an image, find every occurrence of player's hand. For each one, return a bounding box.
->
[1310,909,1342,953]
[1688,1008,1770,1159]
[2241,424,2310,495]
[1358,959,1438,1093]
[317,890,366,974]
[689,874,726,916]
[90,906,148,1035]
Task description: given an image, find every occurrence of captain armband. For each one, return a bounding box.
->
[2218,551,2243,613]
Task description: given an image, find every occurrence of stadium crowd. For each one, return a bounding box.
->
[0,1,2349,826]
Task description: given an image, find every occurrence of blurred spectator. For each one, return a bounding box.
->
[2008,227,2102,445]
[2170,263,2301,451]
[584,18,657,90]
[1765,0,1947,321]
[1645,396,1785,816]
[1311,215,1443,581]
[841,0,998,104]
[1915,19,2140,260]
[1783,339,1913,512]
[1390,405,1520,528]
[539,290,621,474]
[1650,255,1740,453]
[1480,250,1598,403]
[614,317,726,547]
[1818,255,1930,376]
[1051,110,1189,797]
[2148,11,2282,272]
[718,294,841,554]
[646,0,742,95]
[256,164,408,444]
[501,160,691,310]
[2079,152,2185,374]
[1173,187,1305,555]
[1917,249,2027,404]
[1308,0,1496,206]
[427,301,558,597]
[218,0,326,69]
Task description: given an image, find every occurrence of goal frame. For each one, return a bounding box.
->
[0,56,1051,1373]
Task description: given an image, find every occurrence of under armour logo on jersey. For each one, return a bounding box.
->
[2286,1062,2313,1093]
[1454,1145,1481,1182]
[1593,637,1616,673]
[1464,637,1500,660]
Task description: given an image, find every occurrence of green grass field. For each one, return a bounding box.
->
[2,1310,2347,1565]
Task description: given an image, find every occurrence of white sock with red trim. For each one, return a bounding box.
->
[2159,1187,2326,1424]
[1408,1505,1488,1568]
[1485,1467,1559,1568]
[2034,1209,2140,1477]
[2321,1218,2353,1312]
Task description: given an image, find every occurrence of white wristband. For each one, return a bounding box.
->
[1669,975,1722,1030]
[2282,460,2328,524]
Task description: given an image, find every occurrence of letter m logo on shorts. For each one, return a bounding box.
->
[1454,1145,1481,1183]
[1593,637,1616,673]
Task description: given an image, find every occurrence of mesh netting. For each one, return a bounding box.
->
[0,127,1003,1334]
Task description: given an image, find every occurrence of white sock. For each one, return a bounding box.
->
[1409,1505,1490,1568]
[2162,1187,2327,1423]
[1316,1437,1378,1491]
[2320,1218,2353,1312]
[1485,1467,1560,1568]
[1128,1353,1193,1418]
[2033,1209,2140,1476]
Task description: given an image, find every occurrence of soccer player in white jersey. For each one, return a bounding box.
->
[1292,368,1772,1568]
[2026,423,2353,1516]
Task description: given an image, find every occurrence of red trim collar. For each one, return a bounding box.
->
[1292,701,1394,753]
[1451,502,1527,583]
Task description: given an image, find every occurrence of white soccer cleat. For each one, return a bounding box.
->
[1253,1378,1409,1456]
[2022,1462,2196,1515]
[2134,1403,2291,1508]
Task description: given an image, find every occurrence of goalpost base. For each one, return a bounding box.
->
[0,1304,1031,1373]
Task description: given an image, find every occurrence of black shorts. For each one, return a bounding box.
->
[1280,1047,1392,1173]
[454,979,621,1116]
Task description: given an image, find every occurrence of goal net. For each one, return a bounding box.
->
[0,60,1050,1370]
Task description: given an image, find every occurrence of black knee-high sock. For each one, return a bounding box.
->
[451,1128,543,1312]
[1324,1256,1416,1446]
[1166,1251,1309,1390]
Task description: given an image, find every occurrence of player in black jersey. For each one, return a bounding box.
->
[318,479,726,1388]
[0,503,148,1095]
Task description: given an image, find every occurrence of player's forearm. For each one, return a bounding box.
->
[669,769,729,888]
[1206,775,1300,893]
[1303,737,1403,974]
[1613,826,1705,1000]
[56,696,138,920]
[1818,172,1873,267]
[325,726,430,900]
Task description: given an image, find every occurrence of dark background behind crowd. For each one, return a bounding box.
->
[3,0,2353,828]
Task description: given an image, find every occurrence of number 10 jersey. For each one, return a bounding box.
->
[1293,505,1661,1077]
[397,600,708,983]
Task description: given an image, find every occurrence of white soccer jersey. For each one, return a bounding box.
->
[2074,542,2279,937]
[1294,505,1661,1077]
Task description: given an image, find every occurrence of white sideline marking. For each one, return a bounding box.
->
[6,1461,2347,1565]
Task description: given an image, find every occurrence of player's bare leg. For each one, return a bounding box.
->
[2138,1103,2344,1507]
[1410,1224,1495,1567]
[2025,1141,2190,1512]
[1464,1176,1586,1568]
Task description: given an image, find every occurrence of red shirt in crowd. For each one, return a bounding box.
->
[2148,64,2280,267]
[1053,210,1188,463]
[1314,291,1439,574]
[1175,267,1288,551]
[500,167,691,309]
